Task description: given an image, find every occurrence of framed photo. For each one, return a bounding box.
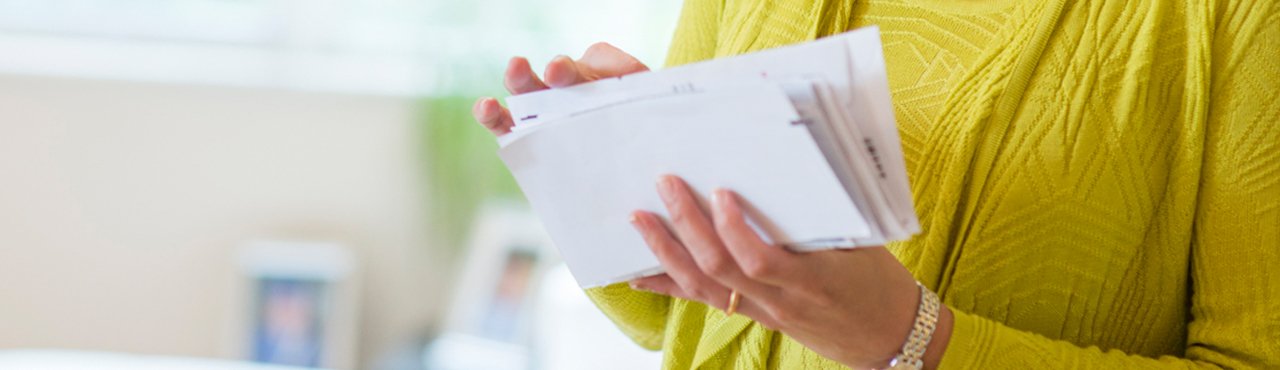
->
[443,201,558,343]
[425,201,663,370]
[423,201,558,370]
[234,240,358,370]
[251,277,326,366]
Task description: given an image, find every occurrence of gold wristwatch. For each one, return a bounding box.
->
[886,283,940,370]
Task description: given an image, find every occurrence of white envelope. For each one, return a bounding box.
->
[500,83,870,287]
[505,26,918,238]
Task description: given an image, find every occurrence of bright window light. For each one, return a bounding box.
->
[0,0,682,96]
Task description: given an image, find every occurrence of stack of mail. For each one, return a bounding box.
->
[498,27,919,288]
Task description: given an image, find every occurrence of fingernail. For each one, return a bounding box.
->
[719,189,738,210]
[480,98,496,115]
[630,212,645,231]
[629,280,646,290]
[472,98,488,117]
[546,55,575,86]
[656,176,676,204]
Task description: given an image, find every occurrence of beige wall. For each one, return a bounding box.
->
[0,74,444,368]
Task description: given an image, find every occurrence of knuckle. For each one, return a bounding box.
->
[740,258,773,279]
[668,207,691,225]
[714,210,742,231]
[701,254,735,276]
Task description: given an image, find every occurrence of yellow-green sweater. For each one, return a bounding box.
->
[584,0,1280,368]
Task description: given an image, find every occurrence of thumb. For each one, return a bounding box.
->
[577,42,650,78]
[544,42,650,87]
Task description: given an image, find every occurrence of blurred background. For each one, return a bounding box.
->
[0,0,681,369]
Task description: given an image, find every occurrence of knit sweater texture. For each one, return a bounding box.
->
[584,0,1280,368]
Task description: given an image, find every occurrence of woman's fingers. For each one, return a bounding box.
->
[501,44,648,136]
[630,273,784,329]
[504,56,549,94]
[710,189,805,285]
[471,97,516,135]
[655,176,726,273]
[654,176,782,298]
[479,57,542,136]
[631,211,730,305]
[544,55,588,88]
[629,273,688,300]
[545,43,650,88]
[505,43,647,98]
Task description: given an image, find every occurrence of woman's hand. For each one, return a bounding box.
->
[629,175,954,369]
[471,43,650,136]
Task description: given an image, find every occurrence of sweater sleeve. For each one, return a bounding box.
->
[938,1,1280,368]
[582,283,671,350]
[580,0,724,351]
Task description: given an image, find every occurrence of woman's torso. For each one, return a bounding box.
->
[655,0,1208,368]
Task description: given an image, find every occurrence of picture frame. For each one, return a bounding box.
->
[442,201,559,343]
[233,240,359,370]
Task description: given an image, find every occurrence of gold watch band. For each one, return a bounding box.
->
[886,282,940,370]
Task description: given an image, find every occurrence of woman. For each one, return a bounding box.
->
[474,0,1279,368]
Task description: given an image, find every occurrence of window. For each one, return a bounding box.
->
[0,0,681,96]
